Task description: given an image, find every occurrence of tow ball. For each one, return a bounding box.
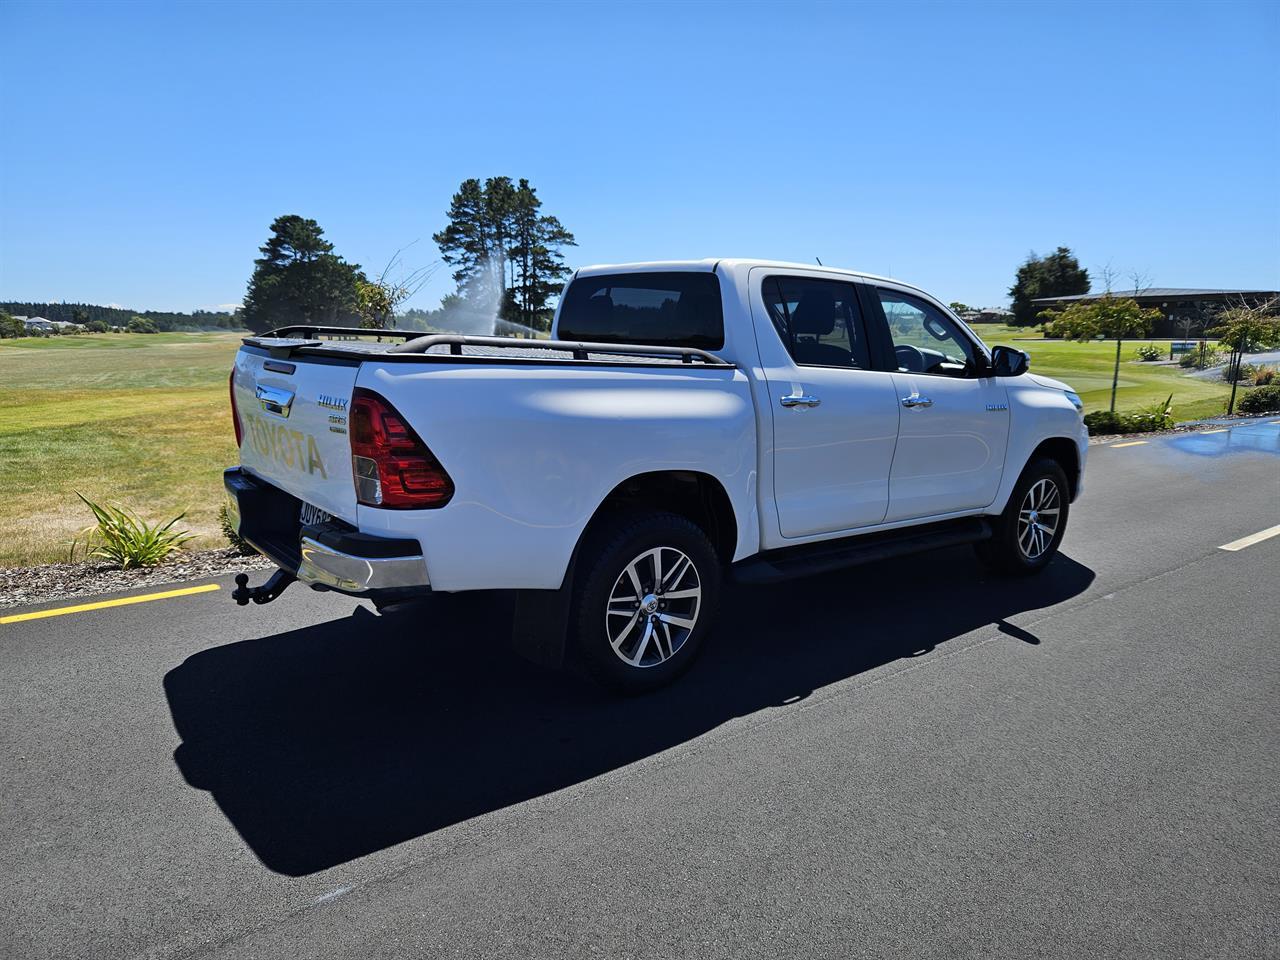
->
[232,569,297,606]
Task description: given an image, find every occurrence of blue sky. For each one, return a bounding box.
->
[1,0,1277,313]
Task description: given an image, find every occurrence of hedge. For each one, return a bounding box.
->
[1237,386,1280,415]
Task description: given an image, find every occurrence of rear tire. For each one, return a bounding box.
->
[571,511,721,694]
[976,457,1070,575]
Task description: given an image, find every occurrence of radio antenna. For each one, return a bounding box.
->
[815,257,823,266]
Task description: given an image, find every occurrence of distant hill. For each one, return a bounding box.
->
[1,301,243,331]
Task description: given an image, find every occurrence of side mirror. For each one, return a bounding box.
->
[991,345,1029,377]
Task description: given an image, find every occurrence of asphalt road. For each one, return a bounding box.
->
[3,420,1279,960]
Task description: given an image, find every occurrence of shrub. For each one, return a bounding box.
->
[0,313,24,338]
[1253,366,1275,386]
[1237,385,1280,415]
[1221,361,1257,383]
[126,315,159,334]
[218,502,257,555]
[1133,343,1163,361]
[1137,393,1175,430]
[1178,344,1225,369]
[1083,411,1124,434]
[1083,397,1175,435]
[71,493,193,568]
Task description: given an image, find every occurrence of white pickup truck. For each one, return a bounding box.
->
[226,259,1087,691]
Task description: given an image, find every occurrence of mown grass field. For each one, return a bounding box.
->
[0,327,1241,567]
[0,332,242,566]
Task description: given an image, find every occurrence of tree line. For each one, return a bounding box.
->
[0,302,240,331]
[240,177,576,335]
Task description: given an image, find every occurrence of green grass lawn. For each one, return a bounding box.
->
[969,324,1234,422]
[0,326,1244,567]
[0,332,243,566]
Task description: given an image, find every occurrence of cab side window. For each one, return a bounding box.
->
[762,276,871,369]
[877,289,978,378]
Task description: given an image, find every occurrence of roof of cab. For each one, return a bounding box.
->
[573,258,909,290]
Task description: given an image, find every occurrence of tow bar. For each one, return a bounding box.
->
[232,569,297,606]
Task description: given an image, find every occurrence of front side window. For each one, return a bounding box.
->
[877,289,978,377]
[557,272,723,348]
[762,276,871,369]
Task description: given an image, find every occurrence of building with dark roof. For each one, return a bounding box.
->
[1032,287,1278,338]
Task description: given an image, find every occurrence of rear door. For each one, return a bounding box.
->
[232,349,361,524]
[865,285,1010,522]
[749,268,901,539]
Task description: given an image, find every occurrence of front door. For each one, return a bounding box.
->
[868,286,1010,522]
[750,269,901,539]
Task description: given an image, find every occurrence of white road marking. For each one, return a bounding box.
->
[1219,524,1280,552]
[314,885,352,905]
[1201,428,1228,434]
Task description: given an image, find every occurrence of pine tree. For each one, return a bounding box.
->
[241,215,363,333]
[434,177,576,333]
[507,179,576,332]
[1009,247,1091,327]
[432,177,517,303]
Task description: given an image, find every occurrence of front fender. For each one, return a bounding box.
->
[991,377,1088,512]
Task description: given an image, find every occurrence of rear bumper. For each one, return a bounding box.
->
[223,467,430,599]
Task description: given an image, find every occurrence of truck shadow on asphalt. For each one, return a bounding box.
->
[164,548,1094,876]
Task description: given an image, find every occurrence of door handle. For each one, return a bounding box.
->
[780,394,821,408]
[900,395,933,408]
[256,384,295,418]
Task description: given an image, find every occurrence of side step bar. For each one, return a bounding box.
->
[732,517,993,585]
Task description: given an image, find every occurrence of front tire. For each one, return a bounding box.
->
[571,511,721,694]
[976,457,1070,575]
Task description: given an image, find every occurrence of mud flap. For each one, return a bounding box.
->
[510,558,576,670]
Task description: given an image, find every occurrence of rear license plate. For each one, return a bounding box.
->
[300,502,333,527]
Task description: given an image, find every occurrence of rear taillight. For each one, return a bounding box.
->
[349,388,453,509]
[229,369,243,447]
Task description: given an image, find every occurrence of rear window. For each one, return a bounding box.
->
[557,272,724,349]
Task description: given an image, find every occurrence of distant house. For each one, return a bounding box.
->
[977,306,1013,323]
[1032,288,1279,338]
[17,316,82,333]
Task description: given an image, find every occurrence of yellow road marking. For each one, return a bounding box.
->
[1219,524,1280,553]
[1201,428,1228,434]
[1110,440,1148,448]
[0,583,220,625]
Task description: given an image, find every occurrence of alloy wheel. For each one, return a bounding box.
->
[1017,477,1061,560]
[605,546,702,668]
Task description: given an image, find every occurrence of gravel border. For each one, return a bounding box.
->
[1088,413,1277,444]
[0,548,274,610]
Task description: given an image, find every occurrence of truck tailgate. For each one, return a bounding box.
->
[232,349,359,524]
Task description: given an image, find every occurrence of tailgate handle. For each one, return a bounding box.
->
[255,384,295,418]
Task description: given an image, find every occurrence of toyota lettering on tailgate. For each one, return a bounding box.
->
[242,413,328,477]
